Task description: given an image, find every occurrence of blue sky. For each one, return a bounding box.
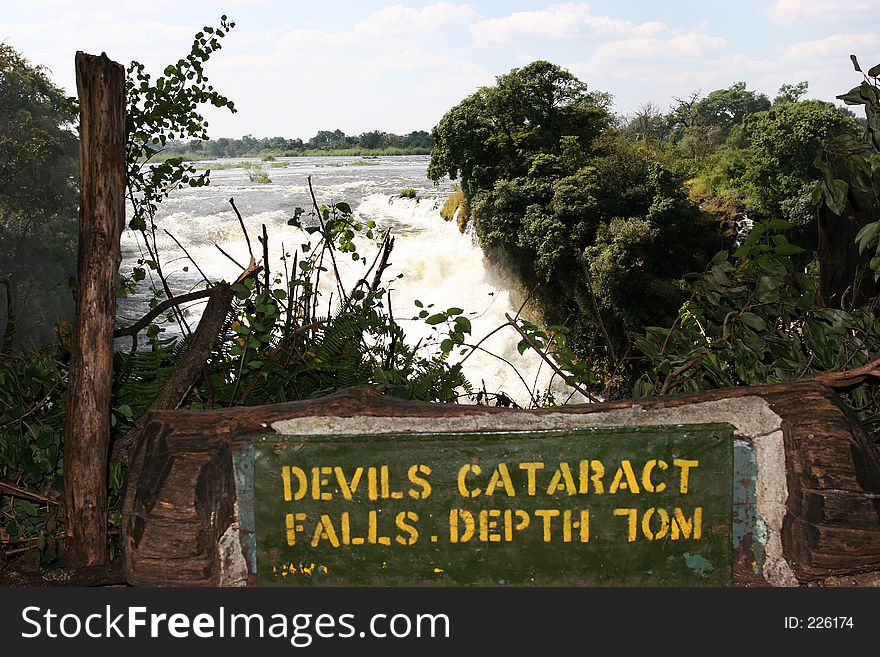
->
[2,1,878,138]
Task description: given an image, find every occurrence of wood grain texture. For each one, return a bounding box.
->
[63,52,125,567]
[112,282,234,464]
[123,381,880,585]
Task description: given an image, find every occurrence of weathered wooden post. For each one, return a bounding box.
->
[63,52,125,567]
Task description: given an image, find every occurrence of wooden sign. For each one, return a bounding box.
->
[253,424,733,586]
[121,382,880,587]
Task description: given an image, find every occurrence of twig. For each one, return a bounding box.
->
[234,257,263,285]
[261,223,270,290]
[0,481,58,505]
[111,283,235,464]
[229,197,254,260]
[163,229,210,284]
[0,383,59,430]
[460,343,538,407]
[811,354,880,389]
[307,176,349,307]
[660,357,701,395]
[369,233,395,296]
[114,288,214,339]
[512,284,539,321]
[215,243,246,271]
[457,323,516,366]
[504,313,600,403]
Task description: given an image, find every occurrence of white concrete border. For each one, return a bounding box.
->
[220,396,797,585]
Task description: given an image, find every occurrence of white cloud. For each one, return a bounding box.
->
[591,32,726,62]
[783,33,878,60]
[766,0,880,26]
[4,1,879,138]
[353,2,480,40]
[200,4,493,137]
[471,2,665,47]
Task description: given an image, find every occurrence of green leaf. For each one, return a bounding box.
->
[232,283,250,300]
[739,312,767,332]
[335,202,352,214]
[822,178,849,216]
[710,266,732,287]
[710,250,728,266]
[868,63,880,78]
[851,54,862,72]
[855,221,880,254]
[774,242,805,256]
[836,88,864,105]
[425,313,447,325]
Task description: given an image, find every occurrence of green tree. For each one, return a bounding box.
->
[125,16,237,327]
[774,81,809,105]
[428,60,611,199]
[619,102,673,143]
[813,55,880,307]
[0,43,79,349]
[743,100,858,213]
[672,82,770,156]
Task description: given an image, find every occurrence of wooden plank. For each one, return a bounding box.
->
[123,381,880,585]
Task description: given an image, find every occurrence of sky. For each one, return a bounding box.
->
[2,0,878,139]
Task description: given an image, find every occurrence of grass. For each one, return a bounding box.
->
[440,187,470,232]
[399,188,418,199]
[315,159,379,168]
[244,162,272,184]
[149,146,431,163]
[192,161,289,171]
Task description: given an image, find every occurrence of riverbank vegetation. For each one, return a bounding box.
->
[2,14,880,575]
[153,130,433,162]
[429,57,880,422]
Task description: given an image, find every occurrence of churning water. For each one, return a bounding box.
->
[119,155,580,406]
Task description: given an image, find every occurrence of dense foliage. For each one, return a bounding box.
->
[629,57,880,439]
[430,59,880,414]
[0,44,79,349]
[0,20,468,570]
[429,61,717,397]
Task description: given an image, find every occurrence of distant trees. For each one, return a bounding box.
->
[0,43,79,348]
[163,129,432,159]
[671,82,771,156]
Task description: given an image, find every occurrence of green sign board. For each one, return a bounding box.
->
[253,423,733,586]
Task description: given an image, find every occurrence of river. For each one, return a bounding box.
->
[119,155,580,407]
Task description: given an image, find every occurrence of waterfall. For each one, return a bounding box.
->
[119,155,583,407]
[733,212,754,249]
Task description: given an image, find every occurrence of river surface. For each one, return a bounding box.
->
[119,155,579,406]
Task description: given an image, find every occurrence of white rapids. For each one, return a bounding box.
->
[119,155,583,406]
